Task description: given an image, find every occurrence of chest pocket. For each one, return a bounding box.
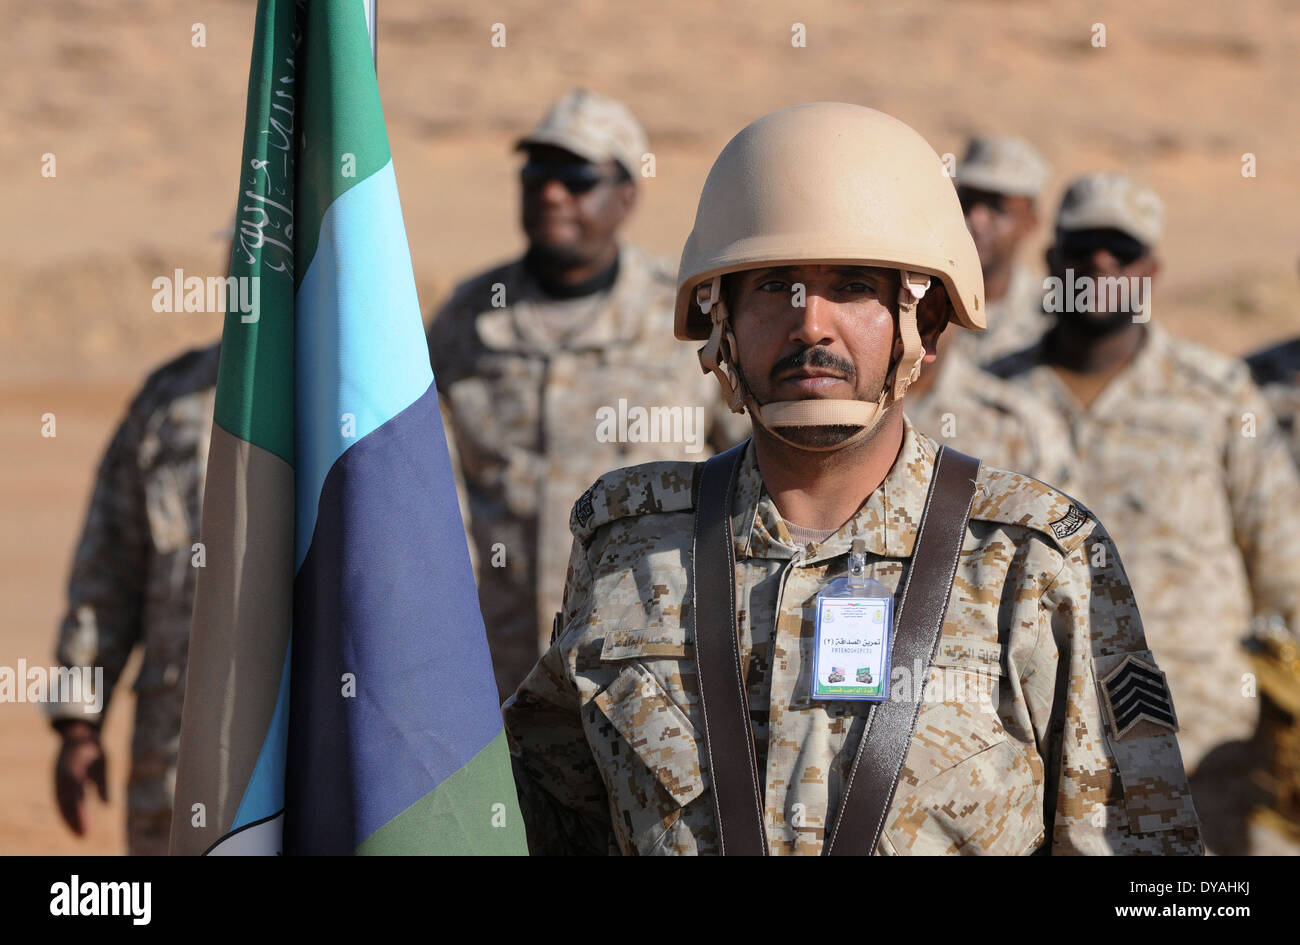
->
[589,626,710,855]
[884,641,1045,855]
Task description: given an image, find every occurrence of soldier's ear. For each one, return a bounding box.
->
[916,280,951,353]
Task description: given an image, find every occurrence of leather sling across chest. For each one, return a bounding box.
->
[690,441,981,856]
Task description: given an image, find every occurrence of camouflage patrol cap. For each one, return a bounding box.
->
[956,135,1050,198]
[1056,172,1165,248]
[516,89,648,180]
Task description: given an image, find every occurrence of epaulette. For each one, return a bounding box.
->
[569,460,699,544]
[968,463,1096,555]
[1162,334,1250,398]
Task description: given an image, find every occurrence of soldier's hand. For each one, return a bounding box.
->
[54,721,107,836]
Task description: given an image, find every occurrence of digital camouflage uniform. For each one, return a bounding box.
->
[429,245,743,700]
[504,418,1202,855]
[1246,337,1300,469]
[906,345,1072,485]
[50,343,219,856]
[990,324,1300,846]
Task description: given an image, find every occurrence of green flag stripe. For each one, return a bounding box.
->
[212,0,298,462]
[354,731,528,855]
[294,0,392,285]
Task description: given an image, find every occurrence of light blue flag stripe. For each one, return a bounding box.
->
[293,159,432,571]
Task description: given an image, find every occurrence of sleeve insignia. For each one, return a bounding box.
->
[1049,504,1088,540]
[1100,654,1179,740]
[574,480,600,530]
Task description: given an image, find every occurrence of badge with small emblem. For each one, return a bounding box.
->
[1049,504,1087,540]
[574,480,600,529]
[1100,654,1179,740]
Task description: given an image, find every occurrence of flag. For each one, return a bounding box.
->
[170,0,526,856]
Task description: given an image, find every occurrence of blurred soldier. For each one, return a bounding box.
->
[1246,337,1300,468]
[429,90,742,701]
[989,173,1300,853]
[950,134,1051,365]
[906,326,1073,484]
[49,342,219,856]
[504,105,1200,856]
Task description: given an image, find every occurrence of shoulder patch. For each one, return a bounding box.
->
[969,464,1095,552]
[1049,504,1088,540]
[573,481,600,530]
[1100,654,1179,740]
[569,460,699,542]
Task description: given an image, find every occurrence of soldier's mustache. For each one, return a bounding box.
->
[770,346,857,382]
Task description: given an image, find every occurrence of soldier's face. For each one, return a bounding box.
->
[728,264,901,418]
[519,145,635,269]
[1047,227,1160,334]
[959,187,1038,272]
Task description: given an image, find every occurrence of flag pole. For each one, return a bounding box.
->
[363,0,377,70]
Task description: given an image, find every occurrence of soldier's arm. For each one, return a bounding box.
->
[501,538,615,856]
[49,403,152,730]
[1033,520,1203,855]
[1224,375,1300,634]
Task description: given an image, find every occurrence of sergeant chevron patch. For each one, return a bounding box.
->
[1100,655,1179,740]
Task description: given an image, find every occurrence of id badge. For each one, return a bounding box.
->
[811,540,893,702]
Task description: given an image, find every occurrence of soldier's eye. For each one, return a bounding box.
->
[756,280,788,293]
[841,282,879,296]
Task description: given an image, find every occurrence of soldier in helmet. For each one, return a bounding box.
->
[428,90,743,702]
[503,104,1201,856]
[990,173,1300,854]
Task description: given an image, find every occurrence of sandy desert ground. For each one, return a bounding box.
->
[1,0,1297,854]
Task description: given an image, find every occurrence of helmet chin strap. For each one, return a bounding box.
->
[696,272,932,453]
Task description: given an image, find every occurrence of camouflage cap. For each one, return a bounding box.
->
[1056,172,1165,248]
[516,89,648,181]
[956,134,1050,198]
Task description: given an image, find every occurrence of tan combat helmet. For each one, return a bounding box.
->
[676,103,985,450]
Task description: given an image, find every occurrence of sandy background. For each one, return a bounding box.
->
[2,0,1297,854]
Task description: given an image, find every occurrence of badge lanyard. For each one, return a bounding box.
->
[811,538,894,702]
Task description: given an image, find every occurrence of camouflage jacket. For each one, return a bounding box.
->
[990,323,1300,772]
[950,264,1049,367]
[429,244,744,700]
[503,419,1202,856]
[50,343,219,850]
[906,346,1074,486]
[1246,336,1300,470]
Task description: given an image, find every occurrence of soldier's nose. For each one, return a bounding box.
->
[788,290,836,348]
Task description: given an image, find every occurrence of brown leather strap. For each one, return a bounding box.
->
[691,441,767,855]
[692,443,979,856]
[824,445,980,855]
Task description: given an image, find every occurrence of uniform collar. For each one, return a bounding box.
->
[1035,320,1168,421]
[473,244,646,354]
[733,415,937,565]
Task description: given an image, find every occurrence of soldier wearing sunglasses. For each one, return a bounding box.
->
[428,90,744,702]
[990,172,1300,854]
